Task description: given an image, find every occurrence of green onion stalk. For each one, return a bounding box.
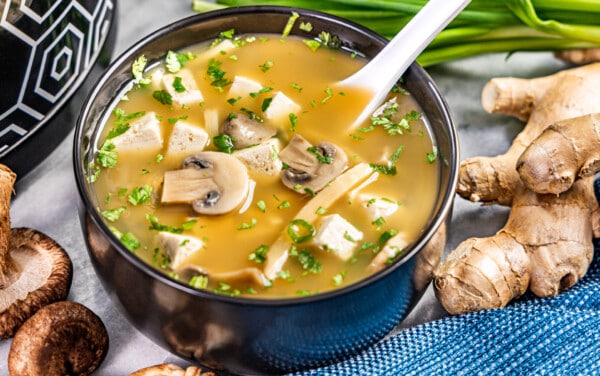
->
[192,0,600,66]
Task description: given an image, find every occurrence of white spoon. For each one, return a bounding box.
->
[339,0,471,126]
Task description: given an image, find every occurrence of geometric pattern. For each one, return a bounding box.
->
[0,0,115,156]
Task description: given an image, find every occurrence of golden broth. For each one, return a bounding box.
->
[91,32,439,298]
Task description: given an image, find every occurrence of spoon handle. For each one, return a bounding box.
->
[342,0,471,125]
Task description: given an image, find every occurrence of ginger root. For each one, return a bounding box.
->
[554,48,600,66]
[434,63,600,315]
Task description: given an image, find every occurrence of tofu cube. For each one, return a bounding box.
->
[111,111,163,152]
[198,39,237,61]
[234,138,282,176]
[313,214,363,261]
[263,91,301,121]
[158,232,204,273]
[360,195,399,221]
[229,76,262,98]
[162,69,203,106]
[167,121,209,155]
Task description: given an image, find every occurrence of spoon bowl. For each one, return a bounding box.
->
[340,0,471,126]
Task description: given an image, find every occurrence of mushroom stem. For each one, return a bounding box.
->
[0,164,18,288]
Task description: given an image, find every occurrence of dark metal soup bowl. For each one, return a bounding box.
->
[74,6,458,375]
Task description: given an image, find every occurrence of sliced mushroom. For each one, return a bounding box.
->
[0,165,73,339]
[161,152,249,215]
[8,301,108,376]
[222,112,277,149]
[279,134,348,193]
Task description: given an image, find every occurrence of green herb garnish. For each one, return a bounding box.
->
[287,219,315,243]
[248,245,269,263]
[152,90,173,105]
[213,134,235,154]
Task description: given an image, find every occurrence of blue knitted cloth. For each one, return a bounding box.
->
[292,244,600,375]
[292,216,600,374]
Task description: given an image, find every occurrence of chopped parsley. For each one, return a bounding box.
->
[427,146,439,163]
[207,58,231,91]
[248,245,269,263]
[307,146,333,164]
[256,200,267,213]
[165,50,196,73]
[189,275,208,289]
[213,282,240,296]
[213,134,235,154]
[101,206,126,222]
[259,60,274,72]
[282,12,299,37]
[249,86,273,98]
[152,90,173,105]
[290,82,303,92]
[237,218,257,230]
[321,87,333,104]
[289,113,298,132]
[303,39,321,52]
[317,31,342,49]
[277,200,291,210]
[300,22,313,32]
[291,246,322,274]
[108,109,145,139]
[369,145,404,176]
[97,141,117,169]
[332,271,347,286]
[172,76,186,92]
[240,107,264,122]
[111,228,141,252]
[261,97,273,112]
[127,185,152,206]
[227,96,242,105]
[131,55,151,86]
[146,214,184,234]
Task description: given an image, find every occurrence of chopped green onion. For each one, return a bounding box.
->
[287,219,315,243]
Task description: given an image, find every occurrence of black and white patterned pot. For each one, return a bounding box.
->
[0,0,116,178]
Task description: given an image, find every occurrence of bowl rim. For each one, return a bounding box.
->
[74,5,459,308]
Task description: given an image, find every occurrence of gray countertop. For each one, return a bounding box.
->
[0,1,568,374]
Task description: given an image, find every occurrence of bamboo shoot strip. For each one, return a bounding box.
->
[264,163,374,280]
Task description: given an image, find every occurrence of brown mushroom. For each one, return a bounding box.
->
[222,112,277,149]
[8,301,109,376]
[279,134,348,193]
[130,363,216,376]
[0,165,73,338]
[161,152,249,215]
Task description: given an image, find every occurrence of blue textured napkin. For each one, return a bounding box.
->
[292,193,600,375]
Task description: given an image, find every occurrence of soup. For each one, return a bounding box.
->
[89,28,440,298]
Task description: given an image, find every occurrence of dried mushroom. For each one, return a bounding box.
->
[279,134,348,193]
[8,301,109,376]
[0,164,72,339]
[130,363,217,376]
[161,152,249,215]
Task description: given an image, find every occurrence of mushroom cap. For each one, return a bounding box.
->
[222,112,277,149]
[161,152,249,215]
[279,135,348,193]
[130,363,215,376]
[8,301,109,376]
[0,227,72,339]
[185,153,249,215]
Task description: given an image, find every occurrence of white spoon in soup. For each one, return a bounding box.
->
[339,0,471,127]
